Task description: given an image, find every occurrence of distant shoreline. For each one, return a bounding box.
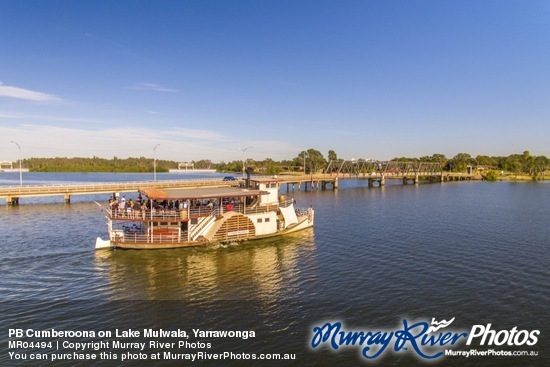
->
[0,169,546,181]
[0,169,30,173]
[167,169,217,173]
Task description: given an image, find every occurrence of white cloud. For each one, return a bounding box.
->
[0,82,62,102]
[0,112,108,125]
[0,124,301,162]
[127,83,177,92]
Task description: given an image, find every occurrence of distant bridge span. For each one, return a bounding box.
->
[279,160,445,191]
[325,159,442,177]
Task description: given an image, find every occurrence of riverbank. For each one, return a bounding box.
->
[489,173,548,181]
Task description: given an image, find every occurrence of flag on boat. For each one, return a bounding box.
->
[94,201,105,212]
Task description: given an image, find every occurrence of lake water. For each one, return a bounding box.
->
[1,172,548,366]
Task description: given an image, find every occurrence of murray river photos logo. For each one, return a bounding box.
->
[310,317,540,361]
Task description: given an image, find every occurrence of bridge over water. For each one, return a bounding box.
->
[0,161,477,205]
[280,160,444,191]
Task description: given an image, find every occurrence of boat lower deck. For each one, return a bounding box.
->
[104,213,314,250]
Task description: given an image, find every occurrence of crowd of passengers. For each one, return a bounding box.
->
[108,194,243,217]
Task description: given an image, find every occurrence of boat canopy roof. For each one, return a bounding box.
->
[139,186,267,200]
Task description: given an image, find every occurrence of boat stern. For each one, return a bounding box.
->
[95,237,112,250]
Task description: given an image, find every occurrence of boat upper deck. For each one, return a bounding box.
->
[108,196,298,222]
[139,186,267,200]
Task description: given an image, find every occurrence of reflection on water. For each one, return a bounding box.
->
[94,229,316,301]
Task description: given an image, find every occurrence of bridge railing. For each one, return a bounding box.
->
[0,178,234,196]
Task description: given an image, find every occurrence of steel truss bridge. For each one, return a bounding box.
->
[279,160,444,192]
[325,160,442,178]
[325,159,443,187]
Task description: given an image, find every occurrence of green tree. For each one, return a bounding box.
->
[501,157,522,173]
[450,153,473,172]
[520,151,536,175]
[194,160,212,169]
[534,156,548,179]
[296,151,308,172]
[294,149,327,174]
[430,154,447,167]
[306,148,327,174]
[485,170,499,182]
[260,158,281,175]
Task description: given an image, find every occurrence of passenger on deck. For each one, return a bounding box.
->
[110,199,119,217]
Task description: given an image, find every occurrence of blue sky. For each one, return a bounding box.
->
[1,0,549,163]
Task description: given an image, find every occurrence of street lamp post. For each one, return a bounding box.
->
[153,144,160,181]
[10,141,22,187]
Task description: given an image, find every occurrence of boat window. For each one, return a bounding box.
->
[257,218,263,223]
[265,217,270,222]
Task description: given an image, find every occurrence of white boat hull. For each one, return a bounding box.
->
[95,237,112,249]
[95,211,313,250]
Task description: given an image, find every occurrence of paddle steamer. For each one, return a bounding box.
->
[95,178,313,249]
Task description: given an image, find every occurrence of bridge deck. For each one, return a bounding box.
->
[0,178,236,204]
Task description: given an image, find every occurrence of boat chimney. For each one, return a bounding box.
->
[245,167,254,188]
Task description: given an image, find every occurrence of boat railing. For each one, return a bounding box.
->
[112,229,190,244]
[108,209,183,221]
[107,199,291,221]
[108,206,227,221]
[295,207,310,218]
[278,197,296,208]
[189,210,219,240]
[188,206,218,218]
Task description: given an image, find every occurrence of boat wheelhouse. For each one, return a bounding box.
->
[95,178,314,249]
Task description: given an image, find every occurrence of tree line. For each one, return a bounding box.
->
[208,149,549,179]
[16,150,548,178]
[21,156,213,173]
